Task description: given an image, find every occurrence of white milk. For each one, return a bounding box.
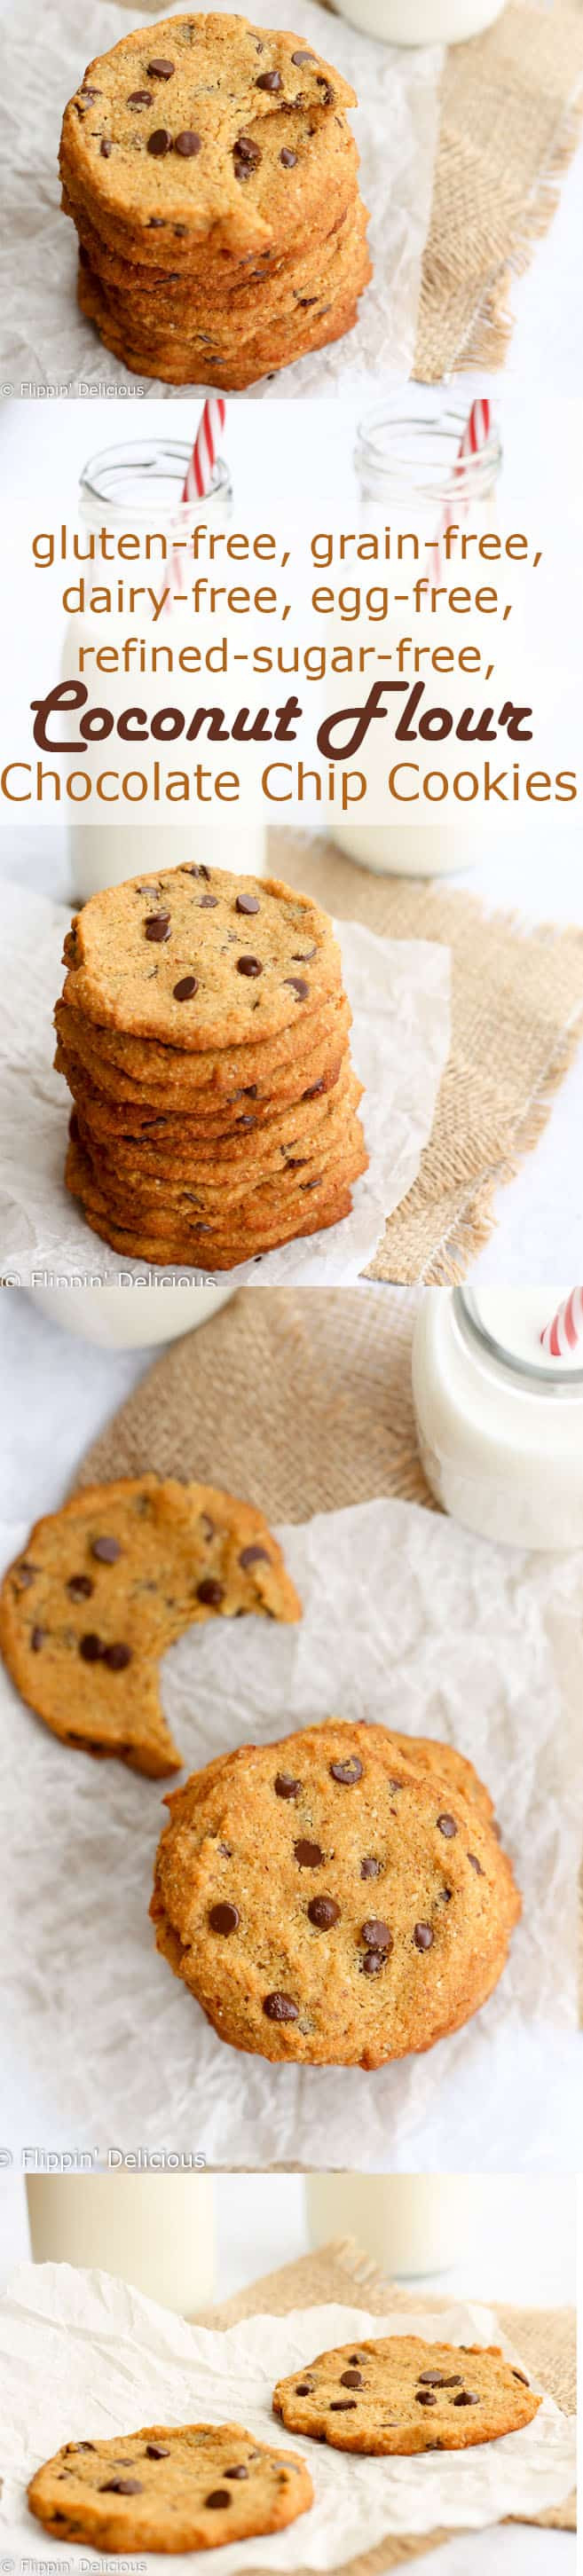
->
[331,823,481,876]
[27,1283,234,1349]
[334,0,504,41]
[305,2174,473,2275]
[26,2173,215,2313]
[413,1288,583,1549]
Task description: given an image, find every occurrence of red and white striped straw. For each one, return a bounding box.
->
[185,395,226,503]
[540,1287,583,1359]
[167,397,227,604]
[436,397,492,577]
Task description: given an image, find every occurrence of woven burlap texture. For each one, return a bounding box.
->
[276,833,583,1284]
[194,2236,576,2565]
[78,1284,433,1511]
[413,0,583,380]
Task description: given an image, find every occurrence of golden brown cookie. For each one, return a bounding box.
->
[28,2420,313,2550]
[0,1475,300,1776]
[61,868,343,1050]
[272,2335,540,2453]
[150,1720,521,2062]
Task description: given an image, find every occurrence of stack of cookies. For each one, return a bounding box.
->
[59,12,372,389]
[54,863,368,1269]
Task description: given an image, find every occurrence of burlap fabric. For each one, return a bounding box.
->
[276,832,583,1284]
[78,1283,433,1508]
[414,0,583,381]
[194,2236,576,2563]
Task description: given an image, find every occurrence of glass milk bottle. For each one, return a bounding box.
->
[336,403,502,876]
[61,438,267,901]
[26,2172,215,2314]
[413,1287,583,1549]
[305,2174,473,2276]
[334,0,504,40]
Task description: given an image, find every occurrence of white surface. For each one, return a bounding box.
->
[0,0,441,399]
[0,881,452,1286]
[0,2270,576,2564]
[2,1490,583,2168]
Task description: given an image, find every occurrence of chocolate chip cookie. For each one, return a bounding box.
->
[28,2421,313,2550]
[150,1719,521,2062]
[61,868,342,1050]
[272,2335,540,2454]
[0,1474,300,1776]
[59,13,371,385]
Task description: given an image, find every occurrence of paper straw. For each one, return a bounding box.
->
[540,1287,583,1358]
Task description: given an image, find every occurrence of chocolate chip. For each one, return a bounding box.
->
[149,216,166,225]
[318,77,335,100]
[91,1536,121,1564]
[196,1577,225,1606]
[294,1838,324,1868]
[308,1897,340,1928]
[239,1543,270,1567]
[360,1857,382,1879]
[330,1757,362,1785]
[284,976,309,999]
[79,1633,103,1662]
[147,130,172,155]
[100,139,112,157]
[209,1902,240,1935]
[280,147,297,165]
[67,1575,93,1600]
[468,1853,485,1875]
[146,2443,170,2457]
[145,912,171,939]
[16,1562,38,1588]
[80,85,100,99]
[204,2489,232,2509]
[295,2384,312,2395]
[101,2479,143,2494]
[67,2443,96,2452]
[103,1643,132,1671]
[414,1922,434,1950]
[303,1078,324,1099]
[437,1814,457,1837]
[330,2400,357,2412]
[512,2370,529,2385]
[416,2392,437,2407]
[292,48,316,59]
[361,1920,392,1951]
[263,1991,298,2022]
[225,2465,248,2478]
[236,955,263,975]
[453,2392,480,2407]
[419,2371,461,2387]
[361,1949,384,1975]
[256,67,283,89]
[31,1627,45,1652]
[236,892,260,914]
[341,2369,363,2388]
[128,90,154,106]
[147,59,176,77]
[274,1773,301,1799]
[174,224,187,235]
[297,296,318,308]
[173,976,198,1000]
[175,130,202,156]
[233,136,261,177]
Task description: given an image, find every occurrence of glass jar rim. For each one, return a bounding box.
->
[80,437,230,516]
[454,1289,583,1394]
[355,404,501,502]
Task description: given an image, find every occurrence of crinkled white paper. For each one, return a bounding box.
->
[0,2270,575,2565]
[0,0,442,397]
[0,882,451,1285]
[2,1495,583,2166]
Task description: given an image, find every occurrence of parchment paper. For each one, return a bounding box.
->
[2,1494,582,2168]
[0,0,442,399]
[0,883,452,1286]
[0,2269,576,2564]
